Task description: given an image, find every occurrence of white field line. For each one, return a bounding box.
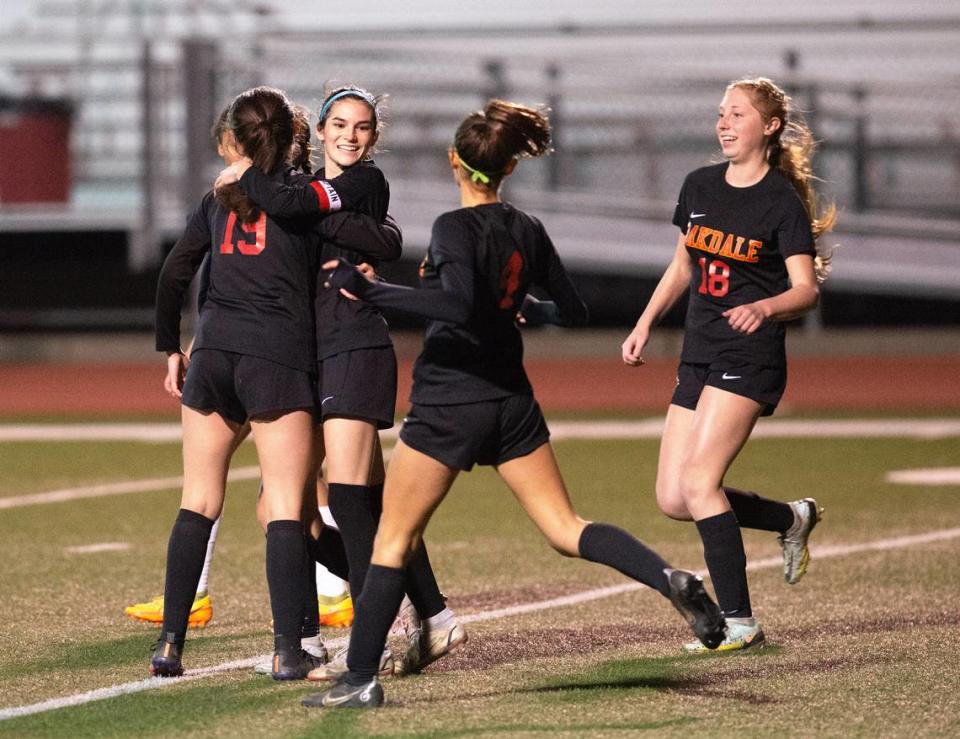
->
[2,525,959,722]
[3,418,959,511]
[887,468,960,485]
[0,467,263,511]
[2,418,960,443]
[64,543,131,554]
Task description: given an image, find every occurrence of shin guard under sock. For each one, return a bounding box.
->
[161,508,216,638]
[578,522,671,597]
[696,511,751,618]
[724,486,794,533]
[328,483,377,601]
[266,520,307,651]
[346,564,406,684]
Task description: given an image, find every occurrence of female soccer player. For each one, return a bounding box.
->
[301,99,727,709]
[152,86,385,681]
[218,86,458,679]
[621,77,836,652]
[127,105,353,639]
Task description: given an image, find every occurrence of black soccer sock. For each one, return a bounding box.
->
[578,522,671,597]
[266,520,307,652]
[307,525,351,581]
[328,483,378,601]
[346,564,406,684]
[161,508,216,639]
[403,542,447,619]
[724,486,794,533]
[696,511,752,618]
[369,481,384,522]
[301,535,320,640]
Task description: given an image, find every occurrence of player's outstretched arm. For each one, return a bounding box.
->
[322,257,472,325]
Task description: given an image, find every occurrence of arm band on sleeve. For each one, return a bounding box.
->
[309,180,343,212]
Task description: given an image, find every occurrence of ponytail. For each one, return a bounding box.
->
[215,86,295,223]
[730,78,838,282]
[453,99,552,188]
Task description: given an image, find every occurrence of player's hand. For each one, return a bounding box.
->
[723,303,767,334]
[164,351,188,399]
[214,157,253,191]
[336,262,378,301]
[322,258,373,300]
[356,262,377,281]
[621,324,649,366]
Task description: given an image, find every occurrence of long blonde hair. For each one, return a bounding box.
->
[729,77,838,282]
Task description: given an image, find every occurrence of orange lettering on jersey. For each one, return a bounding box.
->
[686,224,761,263]
[704,228,724,254]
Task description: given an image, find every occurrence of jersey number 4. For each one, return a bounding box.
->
[697,257,730,297]
[220,212,267,255]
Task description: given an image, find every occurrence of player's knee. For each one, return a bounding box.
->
[677,468,717,507]
[655,480,690,520]
[372,527,417,569]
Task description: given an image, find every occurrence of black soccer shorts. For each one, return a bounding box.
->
[317,346,398,430]
[182,348,317,424]
[671,360,787,417]
[399,393,550,471]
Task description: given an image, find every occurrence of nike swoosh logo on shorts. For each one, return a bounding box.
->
[721,373,742,380]
[690,212,706,219]
[321,395,334,405]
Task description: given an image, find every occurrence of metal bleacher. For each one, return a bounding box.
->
[1,2,959,329]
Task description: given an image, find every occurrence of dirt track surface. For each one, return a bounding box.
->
[0,355,957,416]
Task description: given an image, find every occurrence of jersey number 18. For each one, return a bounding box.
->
[697,257,730,297]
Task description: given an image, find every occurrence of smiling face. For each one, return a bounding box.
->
[318,97,378,177]
[716,86,780,165]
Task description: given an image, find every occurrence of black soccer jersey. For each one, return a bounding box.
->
[155,167,319,373]
[239,163,399,359]
[672,163,815,367]
[327,203,589,405]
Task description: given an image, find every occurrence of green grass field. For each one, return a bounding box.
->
[1,417,959,737]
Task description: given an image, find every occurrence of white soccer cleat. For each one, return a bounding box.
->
[683,616,765,654]
[306,645,394,682]
[395,616,467,676]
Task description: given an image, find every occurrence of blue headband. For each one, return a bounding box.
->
[319,89,377,122]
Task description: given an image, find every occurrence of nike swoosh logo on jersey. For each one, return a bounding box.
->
[721,373,742,380]
[689,212,706,219]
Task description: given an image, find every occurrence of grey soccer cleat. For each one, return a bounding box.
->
[779,498,823,584]
[664,568,726,650]
[301,676,384,709]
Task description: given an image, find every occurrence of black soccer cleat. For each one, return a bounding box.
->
[150,631,184,677]
[664,568,726,650]
[301,675,384,709]
[271,646,327,681]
